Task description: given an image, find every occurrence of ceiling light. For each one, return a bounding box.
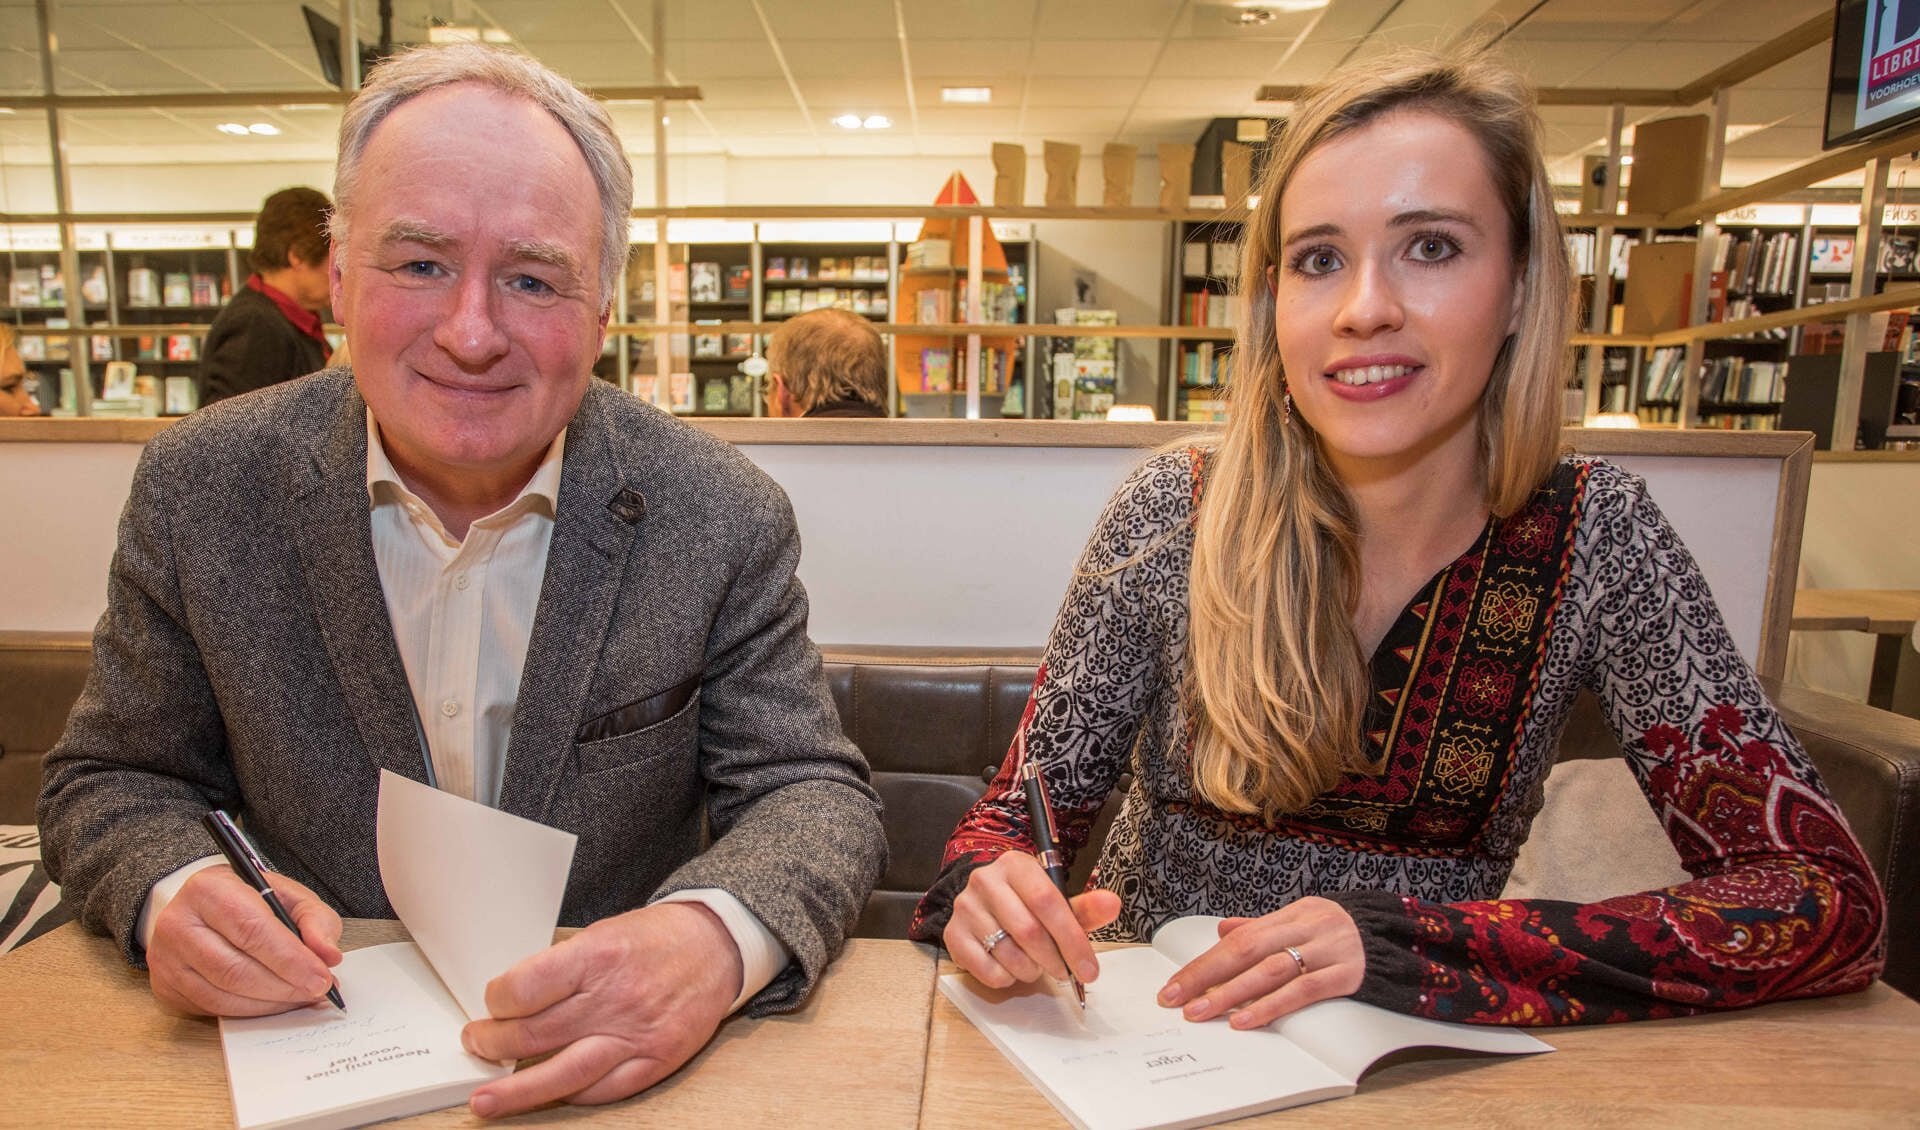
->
[1620,155,1635,166]
[216,122,249,136]
[941,87,992,105]
[832,113,864,130]
[1232,7,1276,24]
[863,114,892,130]
[247,122,281,136]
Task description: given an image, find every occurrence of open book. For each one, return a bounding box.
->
[216,771,577,1130]
[941,916,1551,1130]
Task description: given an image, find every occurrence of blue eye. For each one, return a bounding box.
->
[510,275,556,297]
[400,260,443,278]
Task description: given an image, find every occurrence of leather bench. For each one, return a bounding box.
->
[6,633,1914,998]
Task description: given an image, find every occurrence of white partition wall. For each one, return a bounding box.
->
[0,421,1810,679]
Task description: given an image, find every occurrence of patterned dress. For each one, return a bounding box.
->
[910,451,1886,1024]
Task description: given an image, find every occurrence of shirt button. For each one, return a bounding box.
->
[440,700,460,718]
[454,573,470,590]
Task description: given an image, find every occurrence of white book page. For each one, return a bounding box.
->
[218,942,509,1130]
[941,947,1351,1130]
[375,770,577,1021]
[1148,915,1551,1084]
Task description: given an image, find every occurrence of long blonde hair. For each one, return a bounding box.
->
[1186,45,1573,819]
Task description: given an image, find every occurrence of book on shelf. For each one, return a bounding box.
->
[724,332,752,357]
[1808,234,1852,276]
[920,347,953,392]
[162,272,192,307]
[689,262,723,303]
[692,319,724,359]
[702,376,731,412]
[191,273,220,306]
[9,268,39,307]
[215,771,575,1130]
[43,319,70,362]
[943,916,1548,1130]
[1210,241,1240,280]
[38,264,65,305]
[80,264,110,305]
[166,334,199,362]
[1181,242,1208,278]
[819,256,840,279]
[1881,233,1918,274]
[790,256,812,281]
[725,265,752,300]
[729,373,757,413]
[16,333,46,361]
[765,256,787,281]
[917,288,953,325]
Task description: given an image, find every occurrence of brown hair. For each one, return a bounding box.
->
[767,308,889,413]
[1184,43,1573,818]
[249,186,332,273]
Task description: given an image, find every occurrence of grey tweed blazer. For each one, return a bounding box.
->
[38,369,885,1015]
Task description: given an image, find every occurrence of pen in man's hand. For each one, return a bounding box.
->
[1020,760,1086,1008]
[201,810,345,1011]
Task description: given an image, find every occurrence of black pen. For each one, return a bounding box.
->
[201,810,345,1011]
[1020,760,1086,1008]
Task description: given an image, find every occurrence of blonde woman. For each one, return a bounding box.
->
[911,47,1885,1028]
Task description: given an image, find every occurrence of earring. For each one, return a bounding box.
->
[1282,380,1292,425]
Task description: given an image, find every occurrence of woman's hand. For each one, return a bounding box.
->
[944,852,1121,989]
[1157,897,1365,1028]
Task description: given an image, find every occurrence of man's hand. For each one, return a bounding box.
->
[462,900,744,1118]
[147,865,343,1017]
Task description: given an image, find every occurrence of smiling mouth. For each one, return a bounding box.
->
[1329,363,1419,386]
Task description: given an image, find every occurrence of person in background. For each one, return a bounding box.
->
[912,44,1885,1028]
[41,43,884,1118]
[765,307,889,418]
[0,324,43,416]
[197,186,333,405]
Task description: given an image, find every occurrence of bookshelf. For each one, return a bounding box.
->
[1167,219,1242,424]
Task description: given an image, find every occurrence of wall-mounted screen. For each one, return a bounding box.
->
[1827,0,1920,147]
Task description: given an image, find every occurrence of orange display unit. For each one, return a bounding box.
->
[894,172,1020,414]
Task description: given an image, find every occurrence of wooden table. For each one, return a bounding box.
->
[921,958,1920,1129]
[1792,588,1920,715]
[0,921,938,1127]
[8,925,1920,1127]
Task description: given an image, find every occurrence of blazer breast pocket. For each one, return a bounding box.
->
[575,671,703,773]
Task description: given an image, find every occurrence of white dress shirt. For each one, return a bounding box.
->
[138,412,787,1011]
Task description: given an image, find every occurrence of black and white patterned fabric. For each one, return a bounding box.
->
[1,825,73,952]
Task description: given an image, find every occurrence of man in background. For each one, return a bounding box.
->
[42,43,883,1118]
[764,307,889,417]
[197,186,332,405]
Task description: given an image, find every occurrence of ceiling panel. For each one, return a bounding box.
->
[901,0,1040,40]
[1660,0,1829,41]
[908,40,1036,79]
[696,78,805,110]
[758,0,899,42]
[1023,39,1164,76]
[1022,77,1148,108]
[914,108,1024,134]
[1152,39,1301,80]
[780,38,901,79]
[666,39,784,79]
[1034,0,1184,41]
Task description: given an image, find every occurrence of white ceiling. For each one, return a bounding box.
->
[0,0,1885,193]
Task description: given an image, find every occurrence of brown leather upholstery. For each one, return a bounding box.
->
[0,633,93,827]
[6,634,1915,998]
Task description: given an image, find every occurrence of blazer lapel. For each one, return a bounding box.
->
[289,382,430,785]
[497,383,644,819]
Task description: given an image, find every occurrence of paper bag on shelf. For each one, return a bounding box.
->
[1158,143,1195,211]
[1044,141,1080,208]
[992,143,1026,208]
[1102,143,1137,207]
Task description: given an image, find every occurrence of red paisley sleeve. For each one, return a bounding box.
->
[1334,471,1885,1024]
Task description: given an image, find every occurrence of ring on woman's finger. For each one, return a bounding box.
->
[1286,945,1308,976]
[981,928,1010,954]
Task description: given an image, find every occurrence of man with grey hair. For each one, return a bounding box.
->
[39,42,884,1118]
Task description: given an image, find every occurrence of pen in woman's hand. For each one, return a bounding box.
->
[1020,760,1086,1008]
[201,809,346,1011]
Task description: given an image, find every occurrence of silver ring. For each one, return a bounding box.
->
[1286,945,1307,976]
[981,928,1010,954]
